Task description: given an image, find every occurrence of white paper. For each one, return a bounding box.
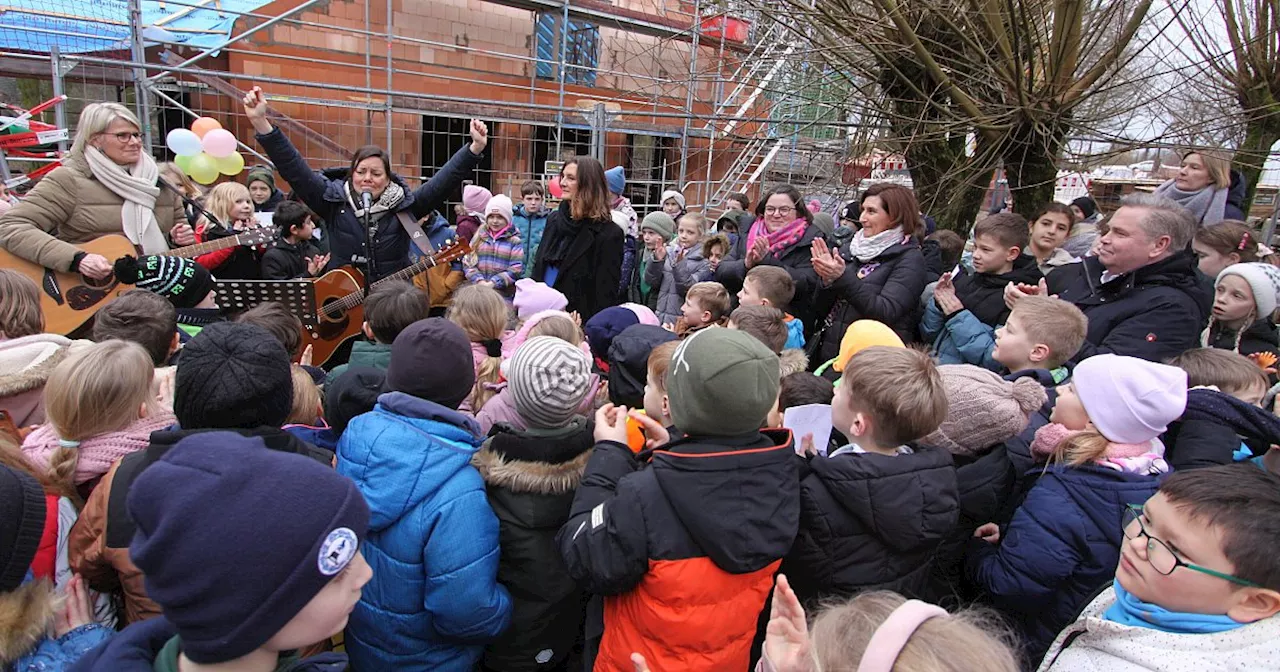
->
[783,403,833,457]
[254,212,274,228]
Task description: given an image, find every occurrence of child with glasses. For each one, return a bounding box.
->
[967,354,1188,667]
[1038,464,1280,670]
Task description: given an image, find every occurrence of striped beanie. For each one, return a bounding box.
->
[509,336,592,429]
[114,254,215,309]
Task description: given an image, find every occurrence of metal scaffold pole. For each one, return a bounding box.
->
[128,0,153,153]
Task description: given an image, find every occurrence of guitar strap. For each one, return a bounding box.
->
[397,212,437,256]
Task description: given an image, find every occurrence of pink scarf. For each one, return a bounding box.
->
[746,216,807,255]
[22,412,176,485]
[1031,423,1170,475]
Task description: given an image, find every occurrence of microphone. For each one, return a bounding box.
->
[361,190,373,209]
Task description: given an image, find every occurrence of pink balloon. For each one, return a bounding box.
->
[201,129,237,158]
[548,176,563,199]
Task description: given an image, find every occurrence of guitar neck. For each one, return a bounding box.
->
[162,232,258,259]
[327,256,440,313]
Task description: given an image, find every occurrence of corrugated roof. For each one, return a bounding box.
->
[0,0,273,54]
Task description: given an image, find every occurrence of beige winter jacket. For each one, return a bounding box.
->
[0,154,185,271]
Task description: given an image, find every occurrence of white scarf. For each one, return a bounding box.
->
[83,146,168,254]
[849,225,905,263]
[346,181,406,220]
[1153,178,1229,226]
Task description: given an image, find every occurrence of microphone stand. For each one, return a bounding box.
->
[156,176,227,234]
[361,191,377,298]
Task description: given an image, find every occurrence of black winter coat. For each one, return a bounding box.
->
[780,446,959,607]
[260,237,317,280]
[812,237,928,362]
[1045,250,1211,364]
[953,255,1042,327]
[256,127,479,280]
[532,200,625,321]
[1207,317,1280,363]
[473,419,595,672]
[716,223,825,331]
[926,445,1016,607]
[999,368,1059,523]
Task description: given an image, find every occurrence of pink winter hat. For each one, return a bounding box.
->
[463,185,492,216]
[485,194,514,228]
[621,303,660,326]
[513,278,568,320]
[1073,354,1187,444]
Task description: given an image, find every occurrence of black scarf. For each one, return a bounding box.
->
[540,201,584,266]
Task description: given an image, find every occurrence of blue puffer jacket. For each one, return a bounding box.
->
[512,204,549,278]
[337,392,512,672]
[15,624,112,672]
[966,464,1160,664]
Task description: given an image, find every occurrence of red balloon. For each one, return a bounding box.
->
[548,176,563,199]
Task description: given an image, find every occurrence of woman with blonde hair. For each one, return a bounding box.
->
[1154,149,1245,226]
[20,340,174,502]
[158,160,205,228]
[0,103,194,279]
[447,284,513,413]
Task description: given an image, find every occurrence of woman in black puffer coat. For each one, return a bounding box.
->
[811,184,929,361]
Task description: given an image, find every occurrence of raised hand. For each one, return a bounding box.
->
[242,86,273,134]
[746,236,769,268]
[652,243,668,262]
[469,119,489,155]
[306,254,330,276]
[764,575,813,672]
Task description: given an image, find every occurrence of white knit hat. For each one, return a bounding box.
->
[1073,354,1187,444]
[508,336,592,429]
[660,189,685,210]
[1217,262,1280,317]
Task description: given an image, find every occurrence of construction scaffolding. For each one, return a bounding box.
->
[0,0,874,218]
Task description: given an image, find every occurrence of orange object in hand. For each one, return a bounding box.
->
[626,412,647,453]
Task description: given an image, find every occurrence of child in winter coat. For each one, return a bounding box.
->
[195,181,261,279]
[631,212,675,309]
[1040,465,1280,671]
[337,318,511,671]
[513,181,550,278]
[473,337,596,672]
[70,432,371,671]
[68,323,332,625]
[921,213,1043,370]
[112,255,220,340]
[0,270,92,430]
[260,200,329,280]
[21,341,174,502]
[739,266,806,349]
[558,328,799,671]
[676,281,731,337]
[448,284,514,413]
[92,291,181,409]
[916,365,1047,606]
[781,346,957,607]
[660,189,686,219]
[991,295,1088,382]
[647,213,712,325]
[606,167,639,300]
[583,304,661,372]
[0,461,112,671]
[1203,262,1280,365]
[968,354,1187,666]
[465,195,525,295]
[326,280,431,384]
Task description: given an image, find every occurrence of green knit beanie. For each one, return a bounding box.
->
[640,211,675,243]
[666,328,780,436]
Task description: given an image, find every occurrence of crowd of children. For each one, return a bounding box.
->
[7,143,1280,672]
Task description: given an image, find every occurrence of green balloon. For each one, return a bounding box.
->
[188,152,219,185]
[174,153,194,174]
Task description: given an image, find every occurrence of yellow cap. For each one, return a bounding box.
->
[834,320,905,372]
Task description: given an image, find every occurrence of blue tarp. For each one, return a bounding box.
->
[0,0,274,55]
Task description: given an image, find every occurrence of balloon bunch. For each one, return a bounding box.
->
[165,117,244,185]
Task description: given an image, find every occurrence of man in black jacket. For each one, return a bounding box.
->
[1022,193,1210,363]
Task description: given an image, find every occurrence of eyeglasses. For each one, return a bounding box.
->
[764,206,796,215]
[102,131,142,143]
[1121,505,1259,586]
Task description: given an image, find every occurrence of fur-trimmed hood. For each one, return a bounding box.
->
[471,418,594,495]
[0,580,55,664]
[780,348,809,378]
[0,335,90,398]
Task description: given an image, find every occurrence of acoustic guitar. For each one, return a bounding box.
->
[304,238,471,367]
[0,228,275,335]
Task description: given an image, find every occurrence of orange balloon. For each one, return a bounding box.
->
[190,117,222,139]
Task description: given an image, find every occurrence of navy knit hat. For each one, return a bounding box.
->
[384,318,475,409]
[128,432,369,664]
[584,306,640,363]
[175,322,294,430]
[114,255,215,310]
[0,464,46,593]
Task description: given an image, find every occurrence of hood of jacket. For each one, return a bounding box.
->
[347,340,394,369]
[0,581,56,665]
[346,392,483,531]
[0,334,82,397]
[779,347,809,377]
[318,166,417,212]
[808,446,958,553]
[649,429,800,573]
[472,418,594,496]
[607,325,677,407]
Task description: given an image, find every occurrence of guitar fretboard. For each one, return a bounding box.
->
[160,231,261,259]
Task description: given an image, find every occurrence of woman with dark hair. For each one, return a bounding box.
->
[810,183,928,361]
[532,156,625,319]
[716,184,824,329]
[243,86,486,280]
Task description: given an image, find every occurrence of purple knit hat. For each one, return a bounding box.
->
[513,278,568,320]
[463,185,492,216]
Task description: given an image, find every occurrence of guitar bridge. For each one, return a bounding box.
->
[41,269,64,305]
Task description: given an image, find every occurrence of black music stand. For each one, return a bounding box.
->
[214,279,322,340]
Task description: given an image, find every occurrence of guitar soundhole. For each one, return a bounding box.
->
[80,274,115,289]
[315,298,349,339]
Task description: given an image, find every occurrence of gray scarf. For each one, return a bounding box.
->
[346,181,406,220]
[1153,179,1229,226]
[849,226,905,263]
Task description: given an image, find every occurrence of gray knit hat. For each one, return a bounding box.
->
[919,365,1047,456]
[640,211,675,242]
[667,328,780,437]
[509,336,592,429]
